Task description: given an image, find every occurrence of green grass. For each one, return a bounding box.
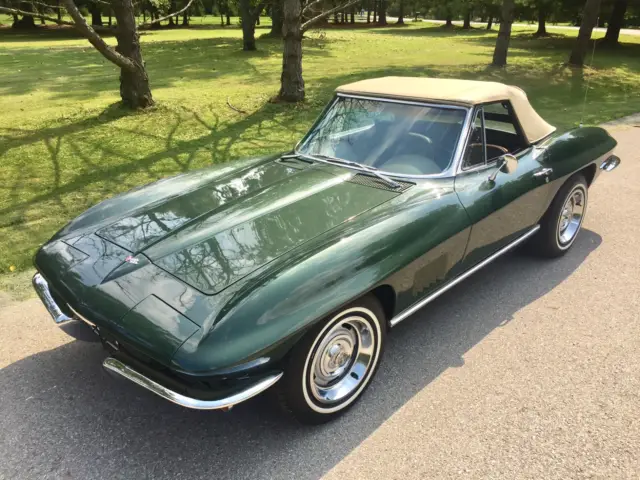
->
[1,21,640,296]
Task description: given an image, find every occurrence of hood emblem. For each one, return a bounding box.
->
[125,256,140,265]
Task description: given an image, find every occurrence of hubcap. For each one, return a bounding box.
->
[309,317,375,405]
[558,187,586,246]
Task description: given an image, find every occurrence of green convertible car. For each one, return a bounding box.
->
[33,77,620,424]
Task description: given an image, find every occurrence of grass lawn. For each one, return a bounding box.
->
[1,20,639,297]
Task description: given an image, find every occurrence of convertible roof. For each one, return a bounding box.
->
[336,77,556,144]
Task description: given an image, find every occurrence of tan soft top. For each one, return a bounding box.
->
[336,77,555,144]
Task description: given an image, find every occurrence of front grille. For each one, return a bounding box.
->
[348,173,414,192]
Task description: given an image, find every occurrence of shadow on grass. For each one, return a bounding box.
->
[0,33,332,99]
[0,230,601,479]
[368,23,498,38]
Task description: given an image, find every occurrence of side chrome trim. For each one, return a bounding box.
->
[103,357,283,410]
[32,273,73,324]
[389,225,541,328]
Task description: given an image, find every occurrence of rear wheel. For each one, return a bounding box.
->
[533,174,588,258]
[278,295,386,424]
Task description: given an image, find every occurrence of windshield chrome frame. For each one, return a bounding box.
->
[294,93,473,179]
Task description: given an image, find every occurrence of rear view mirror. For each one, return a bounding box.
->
[489,154,518,182]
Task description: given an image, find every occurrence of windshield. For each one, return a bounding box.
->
[298,96,468,176]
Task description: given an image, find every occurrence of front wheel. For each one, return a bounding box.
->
[277,295,386,424]
[533,174,588,258]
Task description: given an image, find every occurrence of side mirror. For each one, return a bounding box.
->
[488,154,518,182]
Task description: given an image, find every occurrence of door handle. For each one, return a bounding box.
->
[533,167,553,178]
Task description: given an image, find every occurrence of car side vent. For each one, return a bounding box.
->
[348,174,414,192]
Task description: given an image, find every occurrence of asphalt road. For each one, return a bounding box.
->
[1,126,639,480]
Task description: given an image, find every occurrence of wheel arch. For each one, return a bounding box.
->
[580,162,597,187]
[369,284,397,328]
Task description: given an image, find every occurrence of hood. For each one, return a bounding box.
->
[95,159,403,294]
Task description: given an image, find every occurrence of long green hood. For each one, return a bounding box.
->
[92,158,401,294]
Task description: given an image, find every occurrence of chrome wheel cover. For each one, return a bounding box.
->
[303,307,382,413]
[557,185,586,247]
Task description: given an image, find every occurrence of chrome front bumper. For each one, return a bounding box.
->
[103,357,283,410]
[33,273,283,411]
[32,272,73,324]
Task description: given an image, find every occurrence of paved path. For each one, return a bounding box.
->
[414,18,640,36]
[1,126,639,479]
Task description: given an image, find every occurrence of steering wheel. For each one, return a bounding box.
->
[400,132,435,160]
[468,143,509,161]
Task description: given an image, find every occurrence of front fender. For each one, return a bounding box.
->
[171,179,470,374]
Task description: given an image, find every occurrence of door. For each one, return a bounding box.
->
[454,102,554,269]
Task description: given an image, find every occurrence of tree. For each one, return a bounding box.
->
[492,0,515,66]
[396,0,404,24]
[279,0,360,102]
[269,0,284,36]
[602,0,628,46]
[569,0,601,66]
[0,0,195,108]
[377,0,387,24]
[535,0,548,36]
[238,0,265,50]
[462,2,472,28]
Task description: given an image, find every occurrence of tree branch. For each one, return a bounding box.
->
[301,0,324,15]
[61,0,136,71]
[0,5,75,25]
[252,1,266,20]
[301,0,359,31]
[138,0,196,26]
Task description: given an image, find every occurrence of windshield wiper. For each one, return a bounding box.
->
[309,154,403,190]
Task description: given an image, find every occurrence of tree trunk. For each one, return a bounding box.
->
[239,0,257,50]
[367,6,370,23]
[278,0,304,102]
[226,13,231,25]
[182,11,189,25]
[603,0,627,45]
[463,9,471,29]
[486,16,493,29]
[350,7,355,24]
[445,14,453,27]
[270,0,283,36]
[396,0,404,24]
[372,0,377,23]
[492,0,515,66]
[13,3,36,28]
[90,5,103,26]
[377,0,386,25]
[256,15,260,25]
[112,0,154,108]
[535,3,547,36]
[569,0,601,66]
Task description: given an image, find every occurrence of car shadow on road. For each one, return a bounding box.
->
[0,230,602,480]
